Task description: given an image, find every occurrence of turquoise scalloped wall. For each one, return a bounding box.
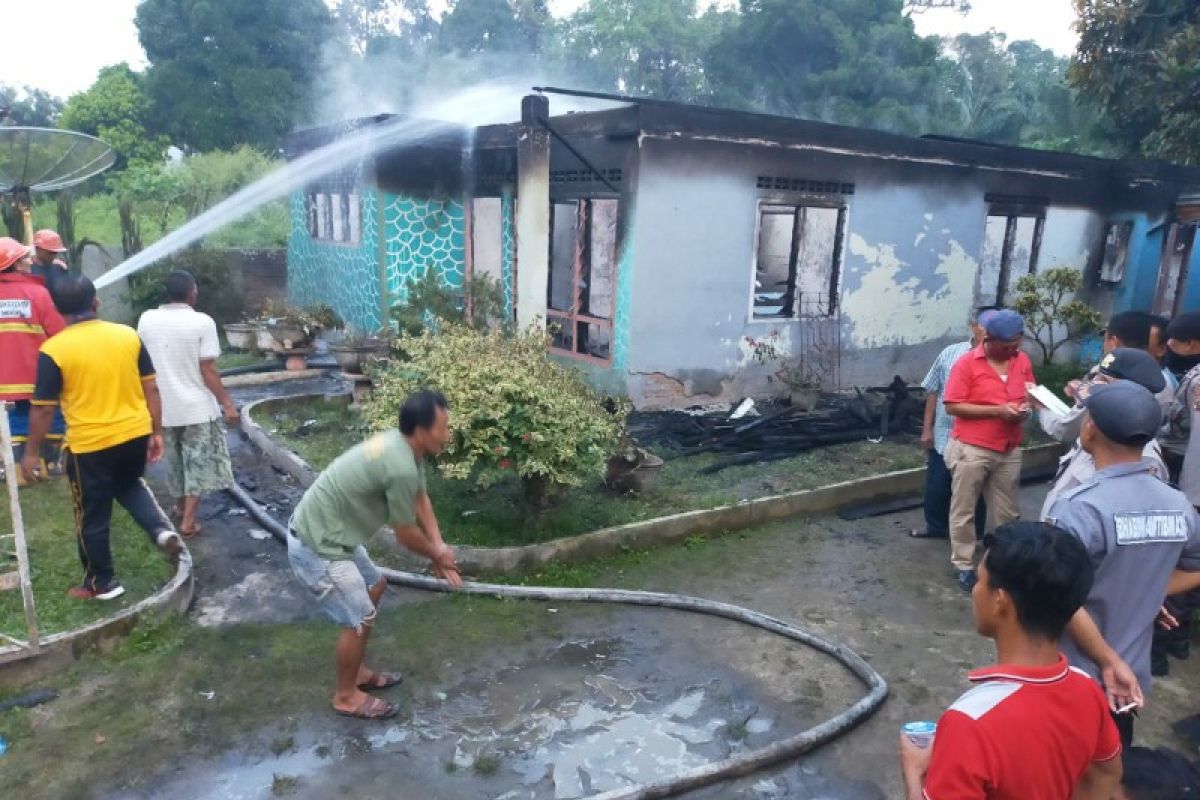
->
[382,192,466,305]
[287,188,382,332]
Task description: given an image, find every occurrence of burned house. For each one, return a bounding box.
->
[286,92,1200,409]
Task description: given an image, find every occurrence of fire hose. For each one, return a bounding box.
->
[226,481,888,799]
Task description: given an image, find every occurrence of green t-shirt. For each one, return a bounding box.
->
[292,429,427,559]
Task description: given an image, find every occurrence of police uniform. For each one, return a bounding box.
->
[1046,382,1200,747]
[1041,443,1167,520]
[1163,362,1200,487]
[1040,349,1169,520]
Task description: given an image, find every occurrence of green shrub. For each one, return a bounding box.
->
[1011,268,1103,367]
[389,270,508,339]
[1034,362,1086,402]
[129,249,246,327]
[364,324,626,491]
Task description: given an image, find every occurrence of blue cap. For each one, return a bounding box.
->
[984,309,1024,340]
[1097,348,1166,394]
[1082,382,1161,446]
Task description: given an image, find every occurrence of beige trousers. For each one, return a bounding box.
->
[944,438,1022,571]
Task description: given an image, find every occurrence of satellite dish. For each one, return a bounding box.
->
[0,126,116,243]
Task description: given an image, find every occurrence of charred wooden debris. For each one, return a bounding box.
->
[627,377,924,474]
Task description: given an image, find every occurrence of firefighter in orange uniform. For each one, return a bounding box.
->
[0,237,66,483]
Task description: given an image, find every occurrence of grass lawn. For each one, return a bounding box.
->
[216,350,268,371]
[258,398,927,549]
[0,478,174,638]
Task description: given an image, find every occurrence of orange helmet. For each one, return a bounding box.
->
[33,229,67,253]
[0,237,33,271]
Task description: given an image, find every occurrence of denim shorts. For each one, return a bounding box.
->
[286,529,383,631]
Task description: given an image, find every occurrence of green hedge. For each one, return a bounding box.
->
[128,249,246,328]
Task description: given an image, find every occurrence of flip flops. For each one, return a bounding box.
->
[357,671,404,692]
[334,695,398,720]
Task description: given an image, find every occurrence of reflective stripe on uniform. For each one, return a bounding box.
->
[0,322,45,335]
[0,383,34,394]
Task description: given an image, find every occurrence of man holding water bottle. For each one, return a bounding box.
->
[900,521,1122,799]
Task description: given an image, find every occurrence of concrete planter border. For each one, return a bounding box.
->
[242,394,1066,574]
[222,368,328,388]
[0,551,194,683]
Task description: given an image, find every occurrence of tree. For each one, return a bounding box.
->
[136,0,335,151]
[903,0,971,12]
[939,33,1025,142]
[553,0,719,101]
[175,146,281,218]
[0,85,64,127]
[1011,268,1103,367]
[1005,39,1113,155]
[1070,0,1200,164]
[704,0,948,133]
[110,161,184,240]
[330,0,436,55]
[58,64,168,171]
[439,0,550,55]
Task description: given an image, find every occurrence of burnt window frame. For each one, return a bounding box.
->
[304,190,363,247]
[1154,222,1198,317]
[1097,220,1134,286]
[749,195,848,322]
[546,195,621,365]
[979,195,1047,306]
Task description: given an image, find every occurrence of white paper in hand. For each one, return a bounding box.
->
[1028,384,1072,418]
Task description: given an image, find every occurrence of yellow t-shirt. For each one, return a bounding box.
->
[34,319,154,454]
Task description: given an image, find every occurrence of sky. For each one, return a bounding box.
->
[7,0,1080,100]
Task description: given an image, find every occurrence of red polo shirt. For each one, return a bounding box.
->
[943,346,1034,453]
[923,655,1120,800]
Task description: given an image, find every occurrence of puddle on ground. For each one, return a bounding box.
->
[118,634,880,800]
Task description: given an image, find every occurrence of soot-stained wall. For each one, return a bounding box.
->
[622,136,1119,407]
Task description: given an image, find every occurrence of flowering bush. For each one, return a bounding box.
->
[743,331,824,390]
[364,323,627,493]
[745,331,783,365]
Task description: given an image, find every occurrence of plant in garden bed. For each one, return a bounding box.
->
[365,323,626,507]
[744,331,828,410]
[1010,267,1103,367]
[268,397,926,547]
[389,271,508,341]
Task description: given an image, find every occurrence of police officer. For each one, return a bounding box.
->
[1038,312,1167,445]
[1038,348,1168,519]
[1047,382,1200,751]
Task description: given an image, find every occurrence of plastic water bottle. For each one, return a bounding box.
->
[0,735,8,756]
[902,721,937,749]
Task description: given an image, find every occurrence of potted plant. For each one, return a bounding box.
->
[744,331,828,412]
[776,361,823,412]
[605,435,665,494]
[222,321,257,351]
[329,328,391,374]
[257,300,342,352]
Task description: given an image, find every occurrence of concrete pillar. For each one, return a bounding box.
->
[515,94,550,329]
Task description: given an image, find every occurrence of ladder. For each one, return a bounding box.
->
[0,402,40,662]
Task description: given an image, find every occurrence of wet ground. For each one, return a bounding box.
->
[27,374,1200,799]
